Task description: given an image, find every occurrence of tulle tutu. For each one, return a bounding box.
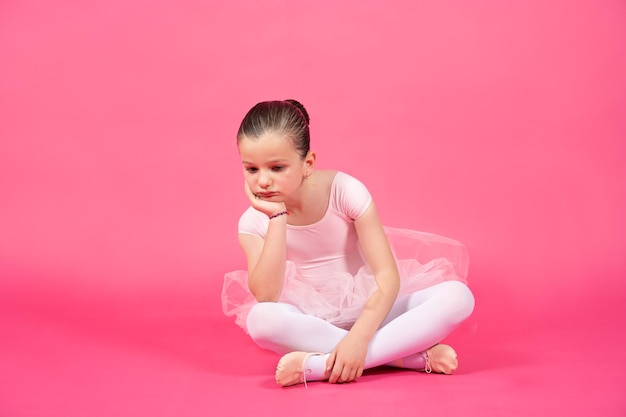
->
[222,226,469,332]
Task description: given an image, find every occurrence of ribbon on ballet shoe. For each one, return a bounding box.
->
[424,344,458,374]
[423,352,432,374]
[275,352,324,389]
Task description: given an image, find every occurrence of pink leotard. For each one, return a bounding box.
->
[238,171,371,285]
[223,171,469,332]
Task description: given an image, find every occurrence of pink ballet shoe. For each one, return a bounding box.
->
[424,344,458,374]
[275,352,324,388]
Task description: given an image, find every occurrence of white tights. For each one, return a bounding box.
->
[246,281,475,377]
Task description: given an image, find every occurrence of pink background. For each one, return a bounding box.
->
[1,1,625,416]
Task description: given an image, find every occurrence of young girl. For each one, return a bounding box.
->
[222,99,475,387]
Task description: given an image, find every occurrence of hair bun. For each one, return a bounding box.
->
[285,99,310,126]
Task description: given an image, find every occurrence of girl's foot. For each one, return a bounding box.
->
[275,352,326,388]
[424,344,458,374]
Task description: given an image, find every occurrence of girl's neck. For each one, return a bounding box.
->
[284,174,316,215]
[284,170,335,226]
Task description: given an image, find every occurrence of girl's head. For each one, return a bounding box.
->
[237,100,315,202]
[237,99,310,159]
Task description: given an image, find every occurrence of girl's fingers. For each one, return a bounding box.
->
[330,359,344,384]
[339,366,357,384]
[325,351,336,374]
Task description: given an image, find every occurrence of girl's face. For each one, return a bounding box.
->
[238,133,314,202]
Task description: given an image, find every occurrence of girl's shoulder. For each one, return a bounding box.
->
[322,170,372,219]
[310,169,371,199]
[327,170,368,191]
[314,170,357,188]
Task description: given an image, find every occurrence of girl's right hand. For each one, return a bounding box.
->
[244,182,287,218]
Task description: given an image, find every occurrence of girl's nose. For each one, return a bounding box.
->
[258,170,271,188]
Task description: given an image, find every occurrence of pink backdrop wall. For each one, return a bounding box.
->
[1,0,625,348]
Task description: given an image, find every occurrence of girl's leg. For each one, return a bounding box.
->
[247,281,474,383]
[372,280,475,369]
[246,302,348,355]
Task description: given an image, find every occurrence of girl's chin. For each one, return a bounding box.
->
[259,196,283,202]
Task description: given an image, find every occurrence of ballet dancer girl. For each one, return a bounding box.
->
[222,99,475,387]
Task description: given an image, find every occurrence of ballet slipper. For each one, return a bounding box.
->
[275,351,325,388]
[424,344,458,374]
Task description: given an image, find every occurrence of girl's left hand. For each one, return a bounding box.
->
[243,181,286,218]
[326,334,368,384]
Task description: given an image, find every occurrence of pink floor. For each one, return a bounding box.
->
[2,1,625,416]
[2,276,625,416]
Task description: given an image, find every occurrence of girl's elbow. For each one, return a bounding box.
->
[388,283,401,300]
[254,293,280,303]
[249,286,281,303]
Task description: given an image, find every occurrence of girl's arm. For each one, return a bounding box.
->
[239,182,289,302]
[238,214,288,302]
[326,202,400,383]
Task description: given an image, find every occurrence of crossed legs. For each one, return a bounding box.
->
[246,281,475,385]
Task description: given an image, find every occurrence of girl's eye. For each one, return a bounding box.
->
[272,166,285,172]
[245,167,258,173]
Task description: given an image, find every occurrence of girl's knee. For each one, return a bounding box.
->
[246,302,290,342]
[441,281,475,323]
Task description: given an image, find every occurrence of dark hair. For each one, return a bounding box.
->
[237,99,311,159]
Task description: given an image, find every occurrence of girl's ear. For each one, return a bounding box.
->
[307,151,316,165]
[304,151,316,176]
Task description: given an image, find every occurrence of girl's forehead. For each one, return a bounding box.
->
[240,133,294,151]
[240,132,290,144]
[239,133,298,161]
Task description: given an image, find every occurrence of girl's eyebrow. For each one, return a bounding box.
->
[242,158,289,165]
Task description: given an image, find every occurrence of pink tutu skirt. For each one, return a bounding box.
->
[222,227,469,333]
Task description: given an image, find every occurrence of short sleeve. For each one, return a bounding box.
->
[238,206,269,238]
[332,172,373,220]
